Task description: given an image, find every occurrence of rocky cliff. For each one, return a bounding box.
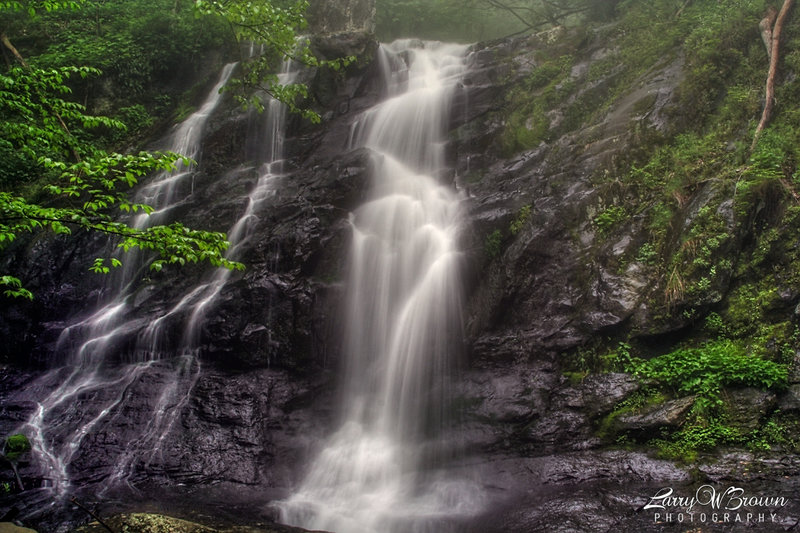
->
[3,3,800,531]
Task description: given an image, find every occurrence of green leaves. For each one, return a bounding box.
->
[116,222,244,272]
[89,257,121,274]
[605,338,790,459]
[636,340,788,398]
[193,0,353,121]
[0,276,33,300]
[1,0,84,17]
[0,62,241,299]
[593,205,627,235]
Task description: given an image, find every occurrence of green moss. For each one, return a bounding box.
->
[563,370,589,385]
[594,336,789,460]
[528,62,564,89]
[547,0,800,462]
[2,434,30,462]
[597,388,667,441]
[485,229,503,259]
[725,281,781,336]
[498,55,577,156]
[634,243,659,268]
[751,411,800,452]
[500,102,549,155]
[652,420,742,462]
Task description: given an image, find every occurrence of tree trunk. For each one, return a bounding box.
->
[759,6,778,57]
[0,31,30,68]
[10,462,24,492]
[752,0,794,150]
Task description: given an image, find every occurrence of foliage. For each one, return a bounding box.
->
[1,2,244,299]
[477,0,604,33]
[377,0,521,42]
[509,204,532,235]
[650,421,740,462]
[635,242,658,265]
[600,341,637,373]
[750,411,800,452]
[498,51,578,155]
[601,339,789,460]
[485,229,503,259]
[4,0,230,121]
[2,434,30,462]
[1,433,31,491]
[492,0,800,461]
[593,205,626,235]
[195,0,353,122]
[582,0,800,317]
[375,0,614,42]
[1,0,83,16]
[634,340,787,400]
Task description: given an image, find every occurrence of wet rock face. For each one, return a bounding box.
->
[0,28,689,504]
[3,27,799,533]
[0,33,381,509]
[306,0,376,34]
[455,36,686,359]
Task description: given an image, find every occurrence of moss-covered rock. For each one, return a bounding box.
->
[72,513,310,533]
[0,524,37,533]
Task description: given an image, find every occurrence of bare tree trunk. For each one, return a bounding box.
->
[0,31,30,68]
[759,6,778,57]
[753,0,794,150]
[10,462,24,492]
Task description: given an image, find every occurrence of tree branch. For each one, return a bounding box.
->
[1,31,82,162]
[0,31,29,68]
[484,0,537,30]
[70,497,116,533]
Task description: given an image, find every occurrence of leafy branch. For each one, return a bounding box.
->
[193,0,354,122]
[0,33,242,299]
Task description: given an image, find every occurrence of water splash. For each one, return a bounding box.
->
[279,40,483,533]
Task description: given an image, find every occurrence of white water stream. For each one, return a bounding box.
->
[279,40,483,533]
[19,60,294,493]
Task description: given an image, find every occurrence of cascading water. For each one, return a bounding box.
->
[279,40,483,533]
[139,59,297,359]
[18,59,294,494]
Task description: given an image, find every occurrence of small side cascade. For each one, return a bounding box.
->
[278,40,484,533]
[18,58,295,494]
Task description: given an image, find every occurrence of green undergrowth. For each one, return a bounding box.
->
[498,0,774,157]
[483,204,533,259]
[609,1,800,318]
[500,0,800,463]
[2,0,233,182]
[588,339,791,461]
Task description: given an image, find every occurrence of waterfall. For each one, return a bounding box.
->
[142,59,297,358]
[18,60,293,493]
[279,40,483,533]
